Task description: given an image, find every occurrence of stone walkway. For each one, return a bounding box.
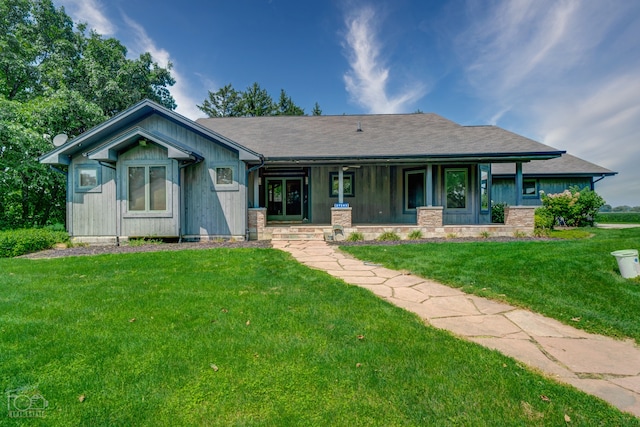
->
[272,240,640,417]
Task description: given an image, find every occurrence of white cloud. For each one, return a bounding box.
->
[342,6,426,114]
[455,0,640,206]
[56,0,115,35]
[121,15,203,120]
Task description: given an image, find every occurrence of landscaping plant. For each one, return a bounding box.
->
[0,228,69,258]
[538,186,605,227]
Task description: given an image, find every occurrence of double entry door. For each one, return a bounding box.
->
[266,178,303,221]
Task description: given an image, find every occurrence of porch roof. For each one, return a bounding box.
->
[492,153,617,177]
[197,114,565,164]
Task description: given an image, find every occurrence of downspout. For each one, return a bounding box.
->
[246,156,266,241]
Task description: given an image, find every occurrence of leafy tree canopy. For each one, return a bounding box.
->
[198,82,317,117]
[0,0,176,229]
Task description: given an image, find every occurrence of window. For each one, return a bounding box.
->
[445,169,467,209]
[127,165,167,212]
[480,165,490,212]
[404,170,425,210]
[210,164,239,191]
[329,172,354,197]
[216,167,233,185]
[75,165,101,192]
[523,179,538,197]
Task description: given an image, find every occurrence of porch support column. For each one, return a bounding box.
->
[515,162,523,206]
[253,172,260,208]
[338,167,344,204]
[426,164,433,206]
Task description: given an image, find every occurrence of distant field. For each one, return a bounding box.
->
[596,212,640,223]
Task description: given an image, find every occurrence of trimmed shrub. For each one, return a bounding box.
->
[491,202,507,224]
[0,228,69,258]
[540,186,605,227]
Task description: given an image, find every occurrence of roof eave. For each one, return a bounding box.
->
[39,99,261,165]
[258,150,565,165]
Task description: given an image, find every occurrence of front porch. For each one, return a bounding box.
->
[249,206,536,241]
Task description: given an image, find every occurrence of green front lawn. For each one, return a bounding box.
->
[1,249,635,425]
[342,228,640,342]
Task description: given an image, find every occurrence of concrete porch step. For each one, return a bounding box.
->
[271,233,326,241]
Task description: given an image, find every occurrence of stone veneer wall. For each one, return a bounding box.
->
[331,207,352,227]
[416,207,443,227]
[248,208,267,240]
[504,206,536,229]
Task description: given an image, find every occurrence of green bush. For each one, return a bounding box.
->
[376,231,401,241]
[540,186,605,227]
[346,232,364,242]
[534,207,555,236]
[0,228,69,258]
[407,230,423,240]
[491,202,507,223]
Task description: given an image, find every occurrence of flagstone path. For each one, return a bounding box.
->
[272,240,640,417]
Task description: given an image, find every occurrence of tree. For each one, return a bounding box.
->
[0,0,176,112]
[275,89,304,116]
[198,83,311,117]
[0,92,105,229]
[239,82,275,117]
[312,102,322,116]
[0,0,176,229]
[197,83,241,117]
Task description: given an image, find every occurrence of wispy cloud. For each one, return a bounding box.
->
[342,6,426,114]
[56,0,203,119]
[119,15,202,119]
[454,0,640,205]
[56,0,115,35]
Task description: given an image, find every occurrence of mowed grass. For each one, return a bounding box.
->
[1,249,636,425]
[342,228,640,342]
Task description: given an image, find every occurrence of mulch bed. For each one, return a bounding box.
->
[17,235,555,259]
[18,240,272,259]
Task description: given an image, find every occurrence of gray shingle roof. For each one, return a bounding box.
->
[492,153,616,177]
[196,114,563,162]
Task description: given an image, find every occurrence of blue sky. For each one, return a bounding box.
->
[55,0,640,207]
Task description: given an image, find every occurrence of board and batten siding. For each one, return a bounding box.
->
[491,177,592,206]
[139,115,247,238]
[310,164,435,224]
[70,158,117,236]
[118,144,180,237]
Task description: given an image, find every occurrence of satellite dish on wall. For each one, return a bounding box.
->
[52,134,68,147]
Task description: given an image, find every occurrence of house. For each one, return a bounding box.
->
[39,99,613,243]
[491,154,616,206]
